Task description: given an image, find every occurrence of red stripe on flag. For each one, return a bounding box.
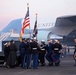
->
[20,6,30,35]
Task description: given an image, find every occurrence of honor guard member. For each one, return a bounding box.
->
[26,38,31,69]
[19,38,26,68]
[46,39,53,66]
[73,39,76,66]
[39,40,46,66]
[31,37,40,69]
[53,40,62,66]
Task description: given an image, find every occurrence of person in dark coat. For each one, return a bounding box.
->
[19,38,26,68]
[74,44,76,66]
[25,38,31,69]
[3,42,10,66]
[7,40,17,68]
[73,39,76,66]
[53,40,62,66]
[46,39,53,66]
[39,40,46,66]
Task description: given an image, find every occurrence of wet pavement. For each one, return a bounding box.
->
[0,55,76,75]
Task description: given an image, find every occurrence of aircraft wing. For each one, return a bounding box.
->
[46,26,75,36]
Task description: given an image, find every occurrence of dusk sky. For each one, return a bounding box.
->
[0,0,76,30]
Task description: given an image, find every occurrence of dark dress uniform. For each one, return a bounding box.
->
[31,40,40,69]
[19,41,26,68]
[39,43,46,66]
[25,41,31,68]
[53,42,62,66]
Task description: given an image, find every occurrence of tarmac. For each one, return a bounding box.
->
[0,55,76,75]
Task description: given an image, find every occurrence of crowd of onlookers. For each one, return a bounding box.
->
[3,38,76,69]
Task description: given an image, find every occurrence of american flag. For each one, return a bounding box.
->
[21,4,30,34]
[19,3,30,42]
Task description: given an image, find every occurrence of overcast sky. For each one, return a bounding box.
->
[0,0,76,30]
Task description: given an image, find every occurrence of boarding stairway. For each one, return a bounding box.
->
[0,32,11,64]
[0,32,11,41]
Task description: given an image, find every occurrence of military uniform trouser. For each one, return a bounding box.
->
[26,54,31,68]
[53,53,60,62]
[39,52,45,65]
[20,53,26,68]
[32,54,38,69]
[53,53,60,66]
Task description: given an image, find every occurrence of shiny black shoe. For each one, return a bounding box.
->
[55,61,60,66]
[73,64,76,66]
[49,63,53,66]
[26,67,32,69]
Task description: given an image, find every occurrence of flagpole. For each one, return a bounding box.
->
[36,13,37,21]
[27,3,31,39]
[36,13,38,39]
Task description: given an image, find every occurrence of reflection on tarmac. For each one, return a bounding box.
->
[0,55,76,75]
